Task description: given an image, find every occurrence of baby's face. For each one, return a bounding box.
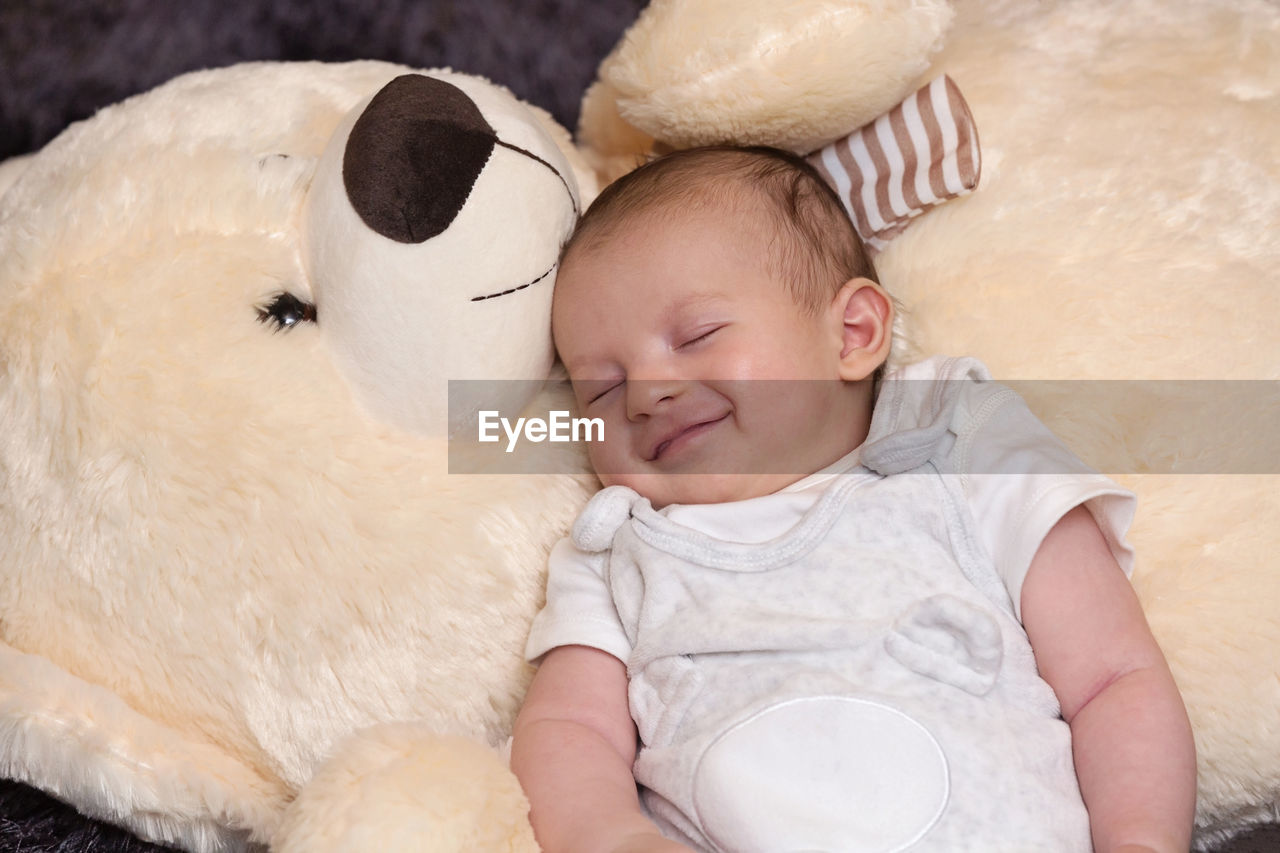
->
[552,209,868,508]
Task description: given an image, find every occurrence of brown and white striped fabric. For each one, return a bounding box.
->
[808,75,980,253]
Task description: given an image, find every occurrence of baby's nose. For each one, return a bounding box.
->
[626,378,686,420]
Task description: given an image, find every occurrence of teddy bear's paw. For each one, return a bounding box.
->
[272,723,537,853]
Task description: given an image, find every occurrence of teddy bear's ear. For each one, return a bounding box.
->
[807,75,980,253]
[579,0,954,174]
[342,74,498,244]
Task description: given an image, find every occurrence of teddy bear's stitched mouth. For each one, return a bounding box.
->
[461,138,576,302]
[468,262,556,302]
[463,141,574,302]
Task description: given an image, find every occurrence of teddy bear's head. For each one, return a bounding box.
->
[0,60,595,848]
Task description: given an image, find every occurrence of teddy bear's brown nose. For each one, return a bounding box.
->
[342,74,497,243]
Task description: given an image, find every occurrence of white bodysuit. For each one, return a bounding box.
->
[526,357,1137,853]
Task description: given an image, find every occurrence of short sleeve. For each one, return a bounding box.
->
[524,536,632,664]
[956,390,1137,622]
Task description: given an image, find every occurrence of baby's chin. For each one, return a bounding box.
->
[600,471,808,509]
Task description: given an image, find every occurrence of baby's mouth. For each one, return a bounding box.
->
[648,414,730,462]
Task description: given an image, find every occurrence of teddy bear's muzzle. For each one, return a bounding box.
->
[301,69,580,439]
[341,74,577,247]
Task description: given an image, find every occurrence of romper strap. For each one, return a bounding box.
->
[571,484,644,552]
[861,356,992,475]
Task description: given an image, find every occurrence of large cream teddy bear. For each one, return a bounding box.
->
[1,2,1276,852]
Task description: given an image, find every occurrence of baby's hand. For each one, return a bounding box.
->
[610,831,696,853]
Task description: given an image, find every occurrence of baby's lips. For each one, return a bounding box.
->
[644,412,730,462]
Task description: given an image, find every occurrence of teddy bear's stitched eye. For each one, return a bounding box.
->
[256,292,317,331]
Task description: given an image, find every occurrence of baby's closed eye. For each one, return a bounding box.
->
[675,325,724,350]
[581,378,623,405]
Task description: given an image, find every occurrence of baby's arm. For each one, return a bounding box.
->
[511,644,693,853]
[1022,505,1196,853]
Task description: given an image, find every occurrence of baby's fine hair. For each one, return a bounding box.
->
[561,145,877,313]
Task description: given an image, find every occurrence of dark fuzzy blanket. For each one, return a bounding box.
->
[0,0,646,160]
[1,2,1278,851]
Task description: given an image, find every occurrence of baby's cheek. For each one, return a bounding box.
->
[586,434,628,484]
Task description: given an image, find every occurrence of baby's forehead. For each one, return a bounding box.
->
[568,194,773,271]
[551,182,787,323]
[582,173,770,242]
[554,263,732,330]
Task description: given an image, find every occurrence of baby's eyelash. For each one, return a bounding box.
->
[679,326,722,349]
[588,382,623,404]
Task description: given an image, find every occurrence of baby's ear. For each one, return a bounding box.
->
[833,279,893,381]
